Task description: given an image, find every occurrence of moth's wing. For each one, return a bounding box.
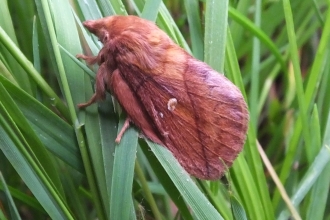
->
[121,54,248,180]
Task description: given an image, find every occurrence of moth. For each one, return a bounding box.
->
[77,15,249,180]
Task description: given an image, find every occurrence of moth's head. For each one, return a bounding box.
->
[83,16,155,44]
[83,16,117,43]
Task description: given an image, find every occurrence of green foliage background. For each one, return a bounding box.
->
[0,0,329,219]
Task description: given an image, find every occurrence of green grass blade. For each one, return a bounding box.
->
[0,25,69,120]
[141,0,162,21]
[0,173,21,220]
[230,194,247,220]
[183,0,203,60]
[110,118,138,220]
[225,29,274,219]
[0,76,83,173]
[146,140,223,220]
[228,7,286,72]
[204,0,228,71]
[0,0,32,94]
[0,105,73,219]
[282,0,311,151]
[278,145,330,219]
[249,0,261,132]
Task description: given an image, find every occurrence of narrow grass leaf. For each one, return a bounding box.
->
[226,29,274,219]
[110,117,138,220]
[282,0,311,149]
[0,108,73,219]
[108,0,127,15]
[76,0,103,20]
[0,0,32,94]
[304,7,330,113]
[0,76,83,173]
[230,194,247,220]
[0,25,69,120]
[183,0,204,60]
[204,0,228,71]
[228,7,286,72]
[0,77,64,195]
[146,140,223,220]
[140,141,193,220]
[59,44,96,79]
[0,184,44,213]
[278,145,330,219]
[141,0,162,21]
[0,173,21,220]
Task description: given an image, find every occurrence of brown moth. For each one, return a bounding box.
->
[77,15,249,180]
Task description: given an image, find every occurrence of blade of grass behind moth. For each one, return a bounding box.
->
[277,145,330,220]
[197,180,232,219]
[306,160,330,219]
[59,44,96,79]
[139,141,193,220]
[273,10,330,207]
[183,0,204,60]
[0,57,18,86]
[134,161,162,220]
[0,173,21,220]
[230,153,266,220]
[304,106,327,219]
[39,1,107,219]
[141,0,162,21]
[230,194,247,220]
[282,0,311,151]
[76,2,124,217]
[157,2,191,52]
[146,140,223,219]
[0,184,45,213]
[87,94,118,218]
[110,116,138,220]
[204,0,228,72]
[71,10,119,216]
[82,93,110,218]
[292,107,330,219]
[229,0,250,54]
[0,78,64,197]
[44,0,84,113]
[0,76,83,173]
[272,0,328,208]
[98,95,118,216]
[0,26,69,121]
[76,0,103,21]
[249,0,261,133]
[318,58,330,132]
[108,0,127,15]
[0,125,71,219]
[0,102,73,219]
[225,29,274,219]
[32,16,41,84]
[228,7,286,73]
[60,167,88,220]
[304,7,330,124]
[0,0,32,94]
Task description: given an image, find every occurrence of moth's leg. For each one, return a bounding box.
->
[76,54,99,65]
[78,64,107,108]
[115,117,131,143]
